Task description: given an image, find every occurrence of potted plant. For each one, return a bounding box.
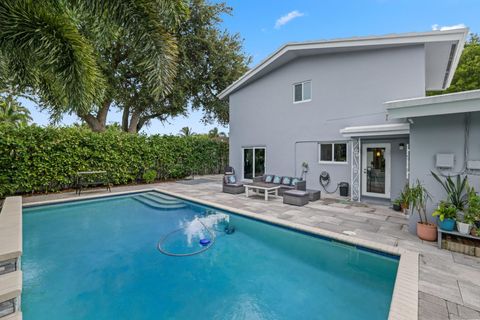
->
[458,213,474,235]
[466,187,480,232]
[409,180,436,241]
[431,171,468,216]
[432,202,457,231]
[399,184,410,214]
[392,199,402,211]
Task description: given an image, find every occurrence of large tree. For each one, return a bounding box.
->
[0,0,189,130]
[94,0,251,133]
[429,33,480,95]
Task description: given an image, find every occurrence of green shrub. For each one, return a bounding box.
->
[143,169,157,183]
[0,124,228,197]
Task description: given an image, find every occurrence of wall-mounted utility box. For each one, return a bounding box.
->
[467,160,480,170]
[436,153,455,168]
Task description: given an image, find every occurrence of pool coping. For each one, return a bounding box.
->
[20,188,419,320]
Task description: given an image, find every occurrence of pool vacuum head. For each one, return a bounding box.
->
[224,225,235,234]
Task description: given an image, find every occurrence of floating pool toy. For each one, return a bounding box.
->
[199,238,211,246]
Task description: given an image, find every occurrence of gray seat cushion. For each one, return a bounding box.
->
[284,190,308,197]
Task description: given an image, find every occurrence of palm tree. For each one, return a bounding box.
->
[179,127,194,137]
[0,0,187,119]
[208,127,227,139]
[0,95,32,127]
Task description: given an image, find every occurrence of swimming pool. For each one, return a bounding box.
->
[23,191,399,319]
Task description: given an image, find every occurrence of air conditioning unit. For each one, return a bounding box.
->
[436,154,454,168]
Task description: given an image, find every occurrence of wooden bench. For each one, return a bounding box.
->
[75,171,111,195]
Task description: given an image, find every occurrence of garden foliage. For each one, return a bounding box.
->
[0,125,228,196]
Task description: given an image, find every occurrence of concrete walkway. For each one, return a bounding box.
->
[22,175,480,320]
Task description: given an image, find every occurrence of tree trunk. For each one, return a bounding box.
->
[122,105,130,132]
[82,114,106,132]
[128,110,140,133]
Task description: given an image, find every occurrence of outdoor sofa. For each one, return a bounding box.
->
[252,175,306,196]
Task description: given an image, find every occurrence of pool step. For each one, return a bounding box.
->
[133,195,186,210]
[142,193,183,205]
[145,192,179,201]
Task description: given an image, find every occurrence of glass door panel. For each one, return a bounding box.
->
[243,148,254,179]
[361,143,391,199]
[366,147,386,194]
[254,148,265,177]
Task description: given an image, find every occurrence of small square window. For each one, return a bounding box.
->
[320,144,333,162]
[293,81,311,103]
[319,142,348,163]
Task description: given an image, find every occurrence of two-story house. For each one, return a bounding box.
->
[219,29,473,214]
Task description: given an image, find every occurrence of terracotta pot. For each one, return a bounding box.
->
[471,227,478,237]
[417,222,437,241]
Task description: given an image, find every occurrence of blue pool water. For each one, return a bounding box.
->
[22,192,398,320]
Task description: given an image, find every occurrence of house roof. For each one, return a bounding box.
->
[340,123,410,138]
[218,29,469,99]
[385,89,480,119]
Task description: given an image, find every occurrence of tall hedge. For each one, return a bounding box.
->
[0,125,228,196]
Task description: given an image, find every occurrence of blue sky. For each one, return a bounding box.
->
[25,0,479,135]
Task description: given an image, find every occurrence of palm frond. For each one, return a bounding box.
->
[0,0,105,112]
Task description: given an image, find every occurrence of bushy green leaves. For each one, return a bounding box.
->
[0,125,228,197]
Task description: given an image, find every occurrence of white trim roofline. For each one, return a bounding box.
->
[386,89,480,119]
[218,29,469,99]
[340,123,410,138]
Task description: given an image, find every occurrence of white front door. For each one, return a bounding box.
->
[362,143,391,199]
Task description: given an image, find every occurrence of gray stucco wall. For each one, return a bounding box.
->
[229,45,426,196]
[408,112,480,232]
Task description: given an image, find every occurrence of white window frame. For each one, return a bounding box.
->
[293,80,312,104]
[319,142,348,164]
[241,147,266,181]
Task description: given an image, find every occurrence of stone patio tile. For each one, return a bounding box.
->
[309,215,343,225]
[447,300,459,315]
[339,220,380,232]
[419,262,464,305]
[458,281,480,311]
[419,295,449,320]
[336,213,369,223]
[310,222,347,234]
[352,229,398,246]
[387,215,410,224]
[419,291,448,308]
[457,304,480,318]
[452,252,480,269]
[354,211,388,221]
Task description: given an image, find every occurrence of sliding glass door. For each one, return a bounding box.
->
[243,147,266,180]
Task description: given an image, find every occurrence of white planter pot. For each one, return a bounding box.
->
[457,221,471,235]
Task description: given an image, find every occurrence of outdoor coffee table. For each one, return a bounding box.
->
[244,183,280,201]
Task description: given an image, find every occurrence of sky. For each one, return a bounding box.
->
[24,0,480,135]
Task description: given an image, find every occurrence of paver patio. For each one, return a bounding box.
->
[22,175,480,320]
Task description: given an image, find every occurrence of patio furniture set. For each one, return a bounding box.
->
[222,167,320,206]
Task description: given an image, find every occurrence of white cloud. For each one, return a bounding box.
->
[275,10,304,29]
[431,23,466,31]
